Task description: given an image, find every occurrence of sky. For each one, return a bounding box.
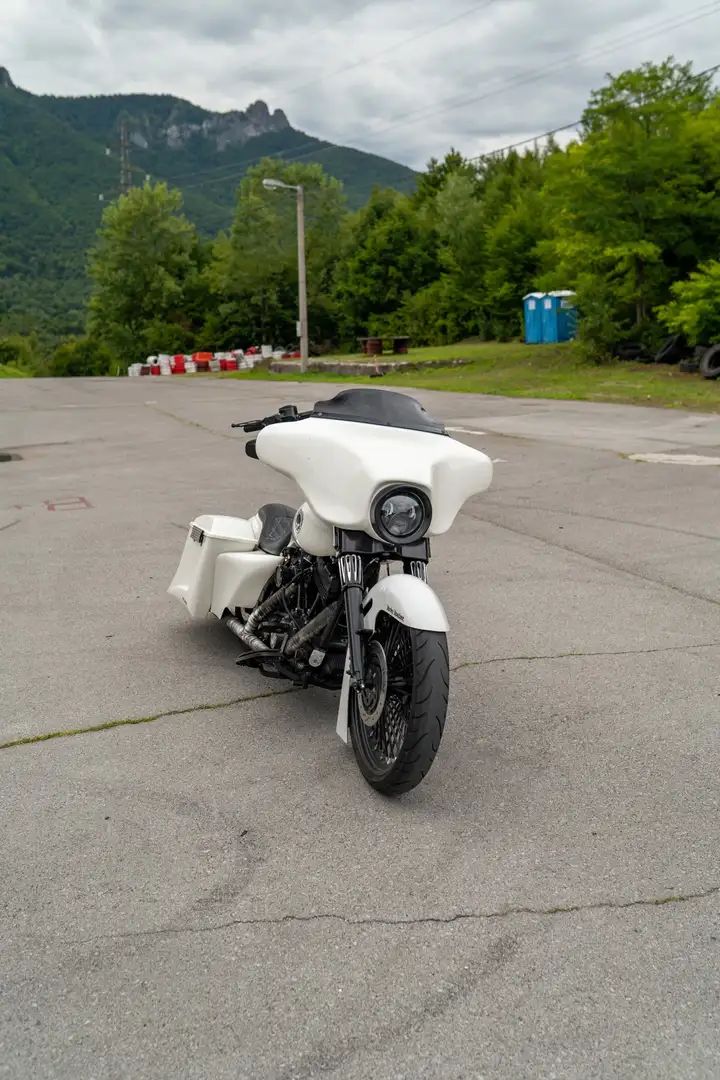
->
[3,0,720,168]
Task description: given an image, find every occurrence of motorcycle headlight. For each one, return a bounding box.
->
[371,487,431,544]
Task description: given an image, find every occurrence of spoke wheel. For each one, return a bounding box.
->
[349,613,449,796]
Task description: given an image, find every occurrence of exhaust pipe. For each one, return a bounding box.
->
[284,600,341,656]
[225,616,266,653]
[225,582,297,653]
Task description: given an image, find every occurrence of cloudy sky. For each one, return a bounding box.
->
[3,0,720,167]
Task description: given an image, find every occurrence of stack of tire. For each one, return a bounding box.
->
[653,335,720,379]
[698,345,720,380]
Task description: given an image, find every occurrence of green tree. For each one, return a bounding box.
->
[477,149,548,337]
[333,188,438,337]
[413,149,477,206]
[540,59,720,350]
[657,260,720,344]
[582,57,714,135]
[406,150,548,344]
[404,173,486,343]
[207,159,346,348]
[88,183,198,363]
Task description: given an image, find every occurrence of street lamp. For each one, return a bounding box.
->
[262,177,309,373]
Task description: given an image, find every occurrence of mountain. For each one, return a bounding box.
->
[0,70,418,338]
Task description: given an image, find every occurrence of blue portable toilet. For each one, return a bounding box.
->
[523,293,544,344]
[543,290,577,343]
[552,290,578,342]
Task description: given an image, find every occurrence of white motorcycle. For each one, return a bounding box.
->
[169,388,492,794]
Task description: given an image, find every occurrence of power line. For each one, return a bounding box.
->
[150,3,720,197]
[358,0,720,142]
[254,51,720,176]
[163,0,499,189]
[179,142,336,190]
[466,60,720,163]
[468,121,582,162]
[284,0,499,99]
[164,136,336,186]
[238,2,376,80]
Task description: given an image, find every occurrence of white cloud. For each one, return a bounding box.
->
[3,0,720,167]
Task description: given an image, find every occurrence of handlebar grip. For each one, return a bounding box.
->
[243,420,264,433]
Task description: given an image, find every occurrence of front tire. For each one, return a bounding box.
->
[349,614,449,795]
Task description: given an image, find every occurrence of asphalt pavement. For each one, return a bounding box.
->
[1,376,719,1079]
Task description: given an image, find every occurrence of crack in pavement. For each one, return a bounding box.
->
[6,641,718,751]
[451,640,720,671]
[77,883,720,946]
[461,507,720,609]
[0,519,21,533]
[144,402,237,440]
[0,687,298,751]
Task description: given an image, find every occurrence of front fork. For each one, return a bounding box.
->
[339,554,429,690]
[339,554,366,690]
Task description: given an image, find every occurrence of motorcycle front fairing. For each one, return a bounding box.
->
[255,417,493,536]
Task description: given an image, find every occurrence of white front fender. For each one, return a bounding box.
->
[335,573,448,743]
[362,573,449,634]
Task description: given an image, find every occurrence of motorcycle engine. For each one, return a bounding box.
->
[313,557,340,604]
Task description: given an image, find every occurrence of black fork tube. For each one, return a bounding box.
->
[338,554,365,689]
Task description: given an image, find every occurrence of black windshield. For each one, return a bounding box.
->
[311,389,446,436]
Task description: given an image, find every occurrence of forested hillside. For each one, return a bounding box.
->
[3,58,720,382]
[0,70,417,338]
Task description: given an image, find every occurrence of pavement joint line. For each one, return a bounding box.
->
[0,688,298,751]
[462,508,720,609]
[144,402,236,440]
[450,641,720,672]
[480,497,720,544]
[74,884,720,945]
[0,519,21,533]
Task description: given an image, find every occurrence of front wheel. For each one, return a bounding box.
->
[349,613,449,795]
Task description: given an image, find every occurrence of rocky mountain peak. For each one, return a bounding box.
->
[245,100,289,130]
[161,98,291,152]
[0,66,15,89]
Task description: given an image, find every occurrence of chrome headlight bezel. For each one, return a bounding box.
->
[370,486,432,545]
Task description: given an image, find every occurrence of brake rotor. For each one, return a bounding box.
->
[358,639,388,727]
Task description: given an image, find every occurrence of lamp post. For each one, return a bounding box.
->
[262,178,309,373]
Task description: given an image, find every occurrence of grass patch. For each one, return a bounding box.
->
[221,342,720,412]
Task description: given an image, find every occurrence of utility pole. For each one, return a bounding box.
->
[120,119,132,196]
[296,185,309,373]
[262,178,309,373]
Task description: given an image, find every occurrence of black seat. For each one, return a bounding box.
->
[257,503,296,555]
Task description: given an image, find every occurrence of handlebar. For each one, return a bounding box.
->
[231,404,311,433]
[231,419,263,432]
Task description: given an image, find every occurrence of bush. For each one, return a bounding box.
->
[0,334,42,374]
[143,322,190,358]
[375,280,483,347]
[49,337,115,377]
[565,277,625,363]
[657,261,720,345]
[0,363,33,378]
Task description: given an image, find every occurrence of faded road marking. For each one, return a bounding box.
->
[629,453,720,466]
